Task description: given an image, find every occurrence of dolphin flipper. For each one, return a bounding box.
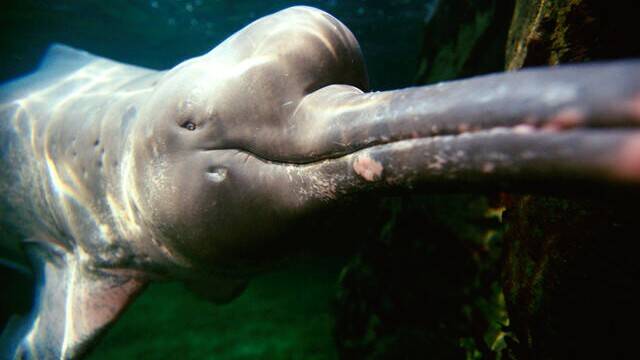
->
[4,241,147,359]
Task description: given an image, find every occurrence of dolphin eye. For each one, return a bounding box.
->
[181,120,197,131]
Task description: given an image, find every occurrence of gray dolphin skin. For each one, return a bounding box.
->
[2,5,640,359]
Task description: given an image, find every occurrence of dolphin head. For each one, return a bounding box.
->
[126,7,369,273]
[125,6,640,275]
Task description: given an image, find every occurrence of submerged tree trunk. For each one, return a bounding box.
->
[502,0,640,358]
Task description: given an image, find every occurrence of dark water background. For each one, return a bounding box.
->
[0,1,436,359]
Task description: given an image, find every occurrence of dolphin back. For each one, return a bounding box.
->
[0,44,103,103]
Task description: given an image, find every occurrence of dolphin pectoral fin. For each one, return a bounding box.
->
[5,243,147,359]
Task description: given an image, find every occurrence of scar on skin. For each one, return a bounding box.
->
[353,154,383,181]
[616,135,640,180]
[543,107,585,131]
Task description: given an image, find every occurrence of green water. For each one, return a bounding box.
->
[91,257,344,359]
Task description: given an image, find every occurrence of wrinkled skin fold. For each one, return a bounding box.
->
[1,6,640,359]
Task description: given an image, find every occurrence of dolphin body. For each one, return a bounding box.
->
[2,6,640,359]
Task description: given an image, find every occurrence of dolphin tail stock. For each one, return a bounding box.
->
[1,240,147,359]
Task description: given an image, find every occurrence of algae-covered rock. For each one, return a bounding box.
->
[507,0,640,69]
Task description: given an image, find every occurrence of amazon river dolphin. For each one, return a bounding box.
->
[2,6,640,359]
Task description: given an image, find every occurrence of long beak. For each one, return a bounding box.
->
[281,60,640,204]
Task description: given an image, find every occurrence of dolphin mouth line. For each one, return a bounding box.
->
[204,123,640,167]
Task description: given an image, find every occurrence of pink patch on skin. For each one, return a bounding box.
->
[543,108,585,131]
[353,155,384,181]
[616,135,640,181]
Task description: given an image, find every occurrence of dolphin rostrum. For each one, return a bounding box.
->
[1,6,640,359]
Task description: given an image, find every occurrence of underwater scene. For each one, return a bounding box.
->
[1,0,640,359]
